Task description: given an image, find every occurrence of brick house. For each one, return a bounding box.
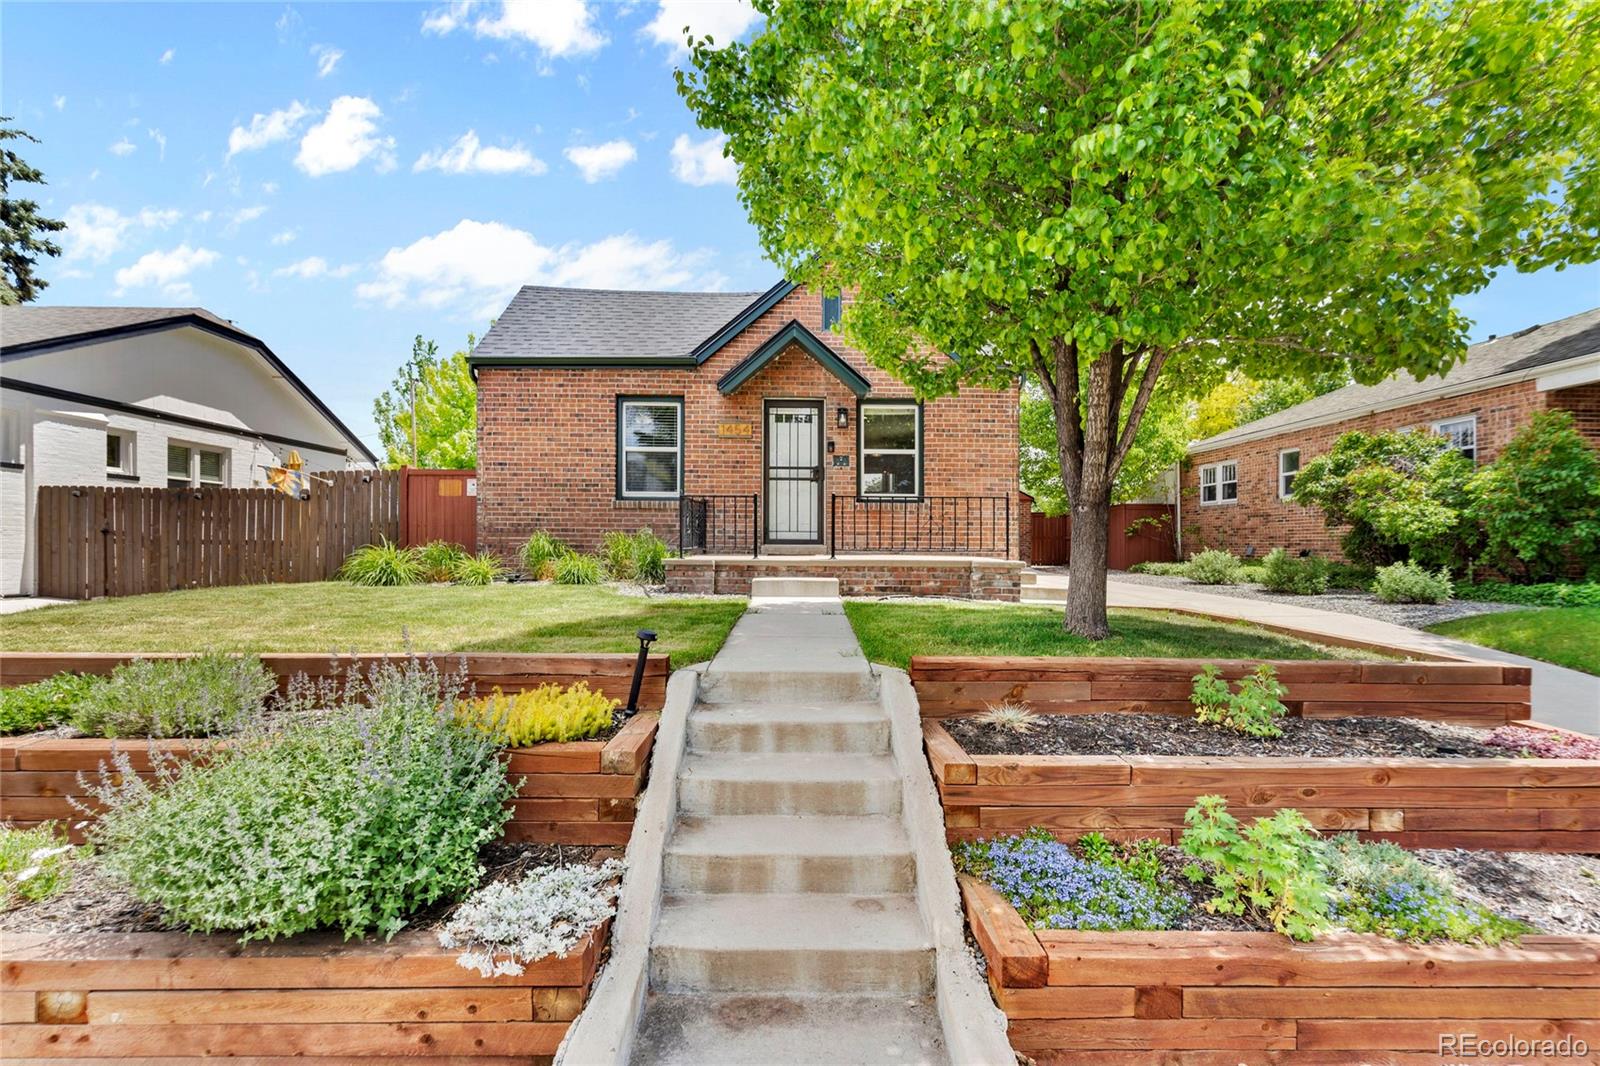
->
[1183,306,1600,559]
[470,281,1022,597]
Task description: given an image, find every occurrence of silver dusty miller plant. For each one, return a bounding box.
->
[438,859,624,976]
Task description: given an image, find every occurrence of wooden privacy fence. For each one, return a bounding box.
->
[1028,503,1176,568]
[400,467,477,551]
[34,471,399,600]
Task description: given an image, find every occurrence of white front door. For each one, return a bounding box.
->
[765,402,821,543]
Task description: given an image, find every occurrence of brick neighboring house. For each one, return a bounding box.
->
[1183,306,1600,560]
[470,280,1021,593]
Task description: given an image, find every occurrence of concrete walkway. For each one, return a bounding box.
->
[1023,571,1598,734]
[0,597,70,615]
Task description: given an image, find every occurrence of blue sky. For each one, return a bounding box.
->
[5,1,1597,457]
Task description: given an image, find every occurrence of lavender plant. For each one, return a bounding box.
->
[439,859,624,976]
[69,653,276,738]
[85,658,514,942]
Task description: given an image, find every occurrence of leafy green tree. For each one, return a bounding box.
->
[677,0,1600,637]
[1289,430,1478,570]
[1022,379,1188,514]
[0,119,66,304]
[1469,411,1600,581]
[372,334,478,469]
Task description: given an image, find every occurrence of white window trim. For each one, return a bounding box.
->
[858,402,921,498]
[1431,414,1478,460]
[617,398,683,499]
[1278,448,1300,499]
[1198,460,1238,506]
[107,430,137,477]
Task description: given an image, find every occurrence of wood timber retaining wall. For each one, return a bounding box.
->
[960,875,1600,1064]
[0,922,607,1061]
[909,656,1532,726]
[924,720,1600,852]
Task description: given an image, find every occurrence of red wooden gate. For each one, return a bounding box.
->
[1028,503,1176,569]
[400,468,477,551]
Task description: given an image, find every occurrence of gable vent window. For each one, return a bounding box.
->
[618,397,683,498]
[1433,415,1477,461]
[821,293,842,332]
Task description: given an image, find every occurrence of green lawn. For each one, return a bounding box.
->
[844,601,1362,669]
[1426,607,1600,676]
[0,583,747,665]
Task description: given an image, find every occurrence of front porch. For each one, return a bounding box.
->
[665,552,1025,601]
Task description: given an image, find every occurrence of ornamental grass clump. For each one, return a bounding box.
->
[450,551,507,587]
[338,537,426,587]
[520,531,570,581]
[462,682,619,746]
[0,672,103,735]
[0,824,77,910]
[1482,725,1600,760]
[439,859,624,976]
[553,552,603,586]
[418,540,470,583]
[1190,663,1289,738]
[69,653,276,738]
[975,700,1039,735]
[85,658,515,942]
[954,827,1186,931]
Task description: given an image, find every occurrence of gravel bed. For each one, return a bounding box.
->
[0,841,619,936]
[946,713,1504,758]
[1102,569,1528,629]
[1421,850,1600,935]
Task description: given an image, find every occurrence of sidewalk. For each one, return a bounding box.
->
[1031,572,1598,734]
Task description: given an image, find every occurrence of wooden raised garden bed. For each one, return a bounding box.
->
[0,715,657,847]
[924,719,1599,852]
[910,656,1532,725]
[0,922,607,1061]
[961,875,1600,1064]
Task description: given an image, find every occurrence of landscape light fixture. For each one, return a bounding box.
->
[625,629,658,717]
[836,407,849,429]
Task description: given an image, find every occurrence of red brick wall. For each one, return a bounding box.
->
[476,284,1020,561]
[1181,378,1600,559]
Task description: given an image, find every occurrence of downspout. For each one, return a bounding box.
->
[1173,460,1182,560]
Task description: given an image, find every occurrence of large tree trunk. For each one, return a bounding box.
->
[1065,486,1113,639]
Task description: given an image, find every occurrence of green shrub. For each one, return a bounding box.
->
[1185,549,1242,585]
[1190,663,1289,738]
[0,824,77,909]
[520,531,570,580]
[1259,549,1330,595]
[1317,835,1528,945]
[87,659,515,942]
[1180,796,1330,941]
[553,552,603,586]
[1371,560,1453,604]
[630,529,669,584]
[1455,581,1600,608]
[339,538,425,587]
[450,551,506,586]
[1127,561,1190,577]
[0,673,103,735]
[418,541,469,583]
[1290,429,1478,570]
[69,654,277,739]
[598,531,637,580]
[1469,411,1600,582]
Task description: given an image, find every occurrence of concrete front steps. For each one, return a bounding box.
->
[1020,567,1067,603]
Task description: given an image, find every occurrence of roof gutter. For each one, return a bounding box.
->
[1187,348,1600,456]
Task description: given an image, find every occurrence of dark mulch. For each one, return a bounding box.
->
[945,713,1504,759]
[0,840,622,936]
[1155,845,1270,933]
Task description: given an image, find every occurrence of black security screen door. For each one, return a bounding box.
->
[764,401,822,543]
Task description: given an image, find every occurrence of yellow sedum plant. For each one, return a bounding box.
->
[463,682,619,746]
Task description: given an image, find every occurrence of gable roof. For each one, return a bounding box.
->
[0,305,376,463]
[717,319,872,397]
[1190,305,1600,454]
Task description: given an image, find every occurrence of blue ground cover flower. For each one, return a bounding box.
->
[955,829,1186,931]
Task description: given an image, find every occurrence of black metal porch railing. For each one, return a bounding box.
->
[678,494,759,557]
[829,495,1011,558]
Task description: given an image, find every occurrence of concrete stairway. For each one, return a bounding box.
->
[629,589,950,1064]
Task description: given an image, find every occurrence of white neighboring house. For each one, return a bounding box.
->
[0,306,376,596]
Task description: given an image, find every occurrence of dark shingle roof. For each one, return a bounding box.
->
[1191,305,1600,452]
[470,286,769,363]
[0,305,244,350]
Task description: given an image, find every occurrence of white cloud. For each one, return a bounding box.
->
[358,219,720,319]
[311,43,344,77]
[262,181,280,195]
[222,205,269,235]
[109,138,136,157]
[114,244,219,295]
[159,47,175,64]
[270,228,298,245]
[296,96,395,176]
[564,139,635,182]
[669,132,736,186]
[52,95,66,111]
[423,0,605,59]
[62,204,180,263]
[227,101,313,160]
[273,255,356,279]
[414,130,546,176]
[148,128,167,161]
[643,0,758,55]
